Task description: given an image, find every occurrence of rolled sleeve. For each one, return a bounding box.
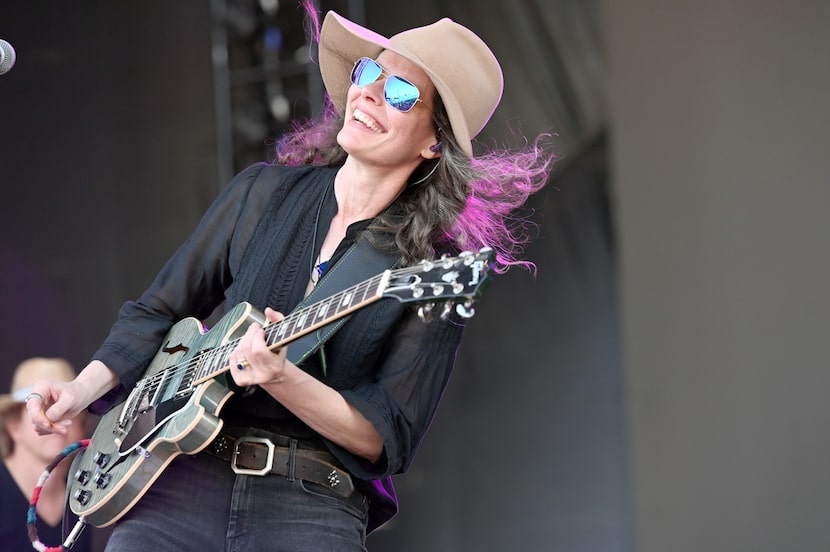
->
[331,311,466,479]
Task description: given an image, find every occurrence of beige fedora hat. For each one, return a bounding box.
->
[318,11,503,158]
[0,357,76,411]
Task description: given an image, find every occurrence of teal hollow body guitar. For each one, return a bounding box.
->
[68,248,494,527]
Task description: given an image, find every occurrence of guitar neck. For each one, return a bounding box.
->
[263,272,389,350]
[140,248,492,403]
[190,270,390,385]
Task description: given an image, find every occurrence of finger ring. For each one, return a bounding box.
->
[24,392,44,404]
[236,359,250,371]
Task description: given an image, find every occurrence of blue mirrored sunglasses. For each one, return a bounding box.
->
[350,57,426,113]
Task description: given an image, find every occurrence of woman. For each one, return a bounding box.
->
[26,10,553,551]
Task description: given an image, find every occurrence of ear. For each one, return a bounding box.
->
[421,142,442,159]
[4,412,23,441]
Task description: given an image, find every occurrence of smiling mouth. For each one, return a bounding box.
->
[352,109,384,133]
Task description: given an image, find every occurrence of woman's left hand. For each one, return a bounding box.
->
[229,307,289,387]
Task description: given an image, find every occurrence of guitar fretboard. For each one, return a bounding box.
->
[133,271,390,409]
[125,248,491,415]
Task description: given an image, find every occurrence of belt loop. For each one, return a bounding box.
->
[287,438,298,482]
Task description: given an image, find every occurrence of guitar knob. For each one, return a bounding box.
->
[93,472,113,489]
[93,451,111,467]
[73,489,92,506]
[74,469,91,485]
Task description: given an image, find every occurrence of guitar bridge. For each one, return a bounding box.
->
[115,381,149,436]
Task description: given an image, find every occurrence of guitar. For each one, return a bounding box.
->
[68,248,493,527]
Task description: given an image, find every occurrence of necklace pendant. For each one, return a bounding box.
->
[312,259,329,284]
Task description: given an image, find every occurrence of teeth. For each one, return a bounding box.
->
[353,109,383,133]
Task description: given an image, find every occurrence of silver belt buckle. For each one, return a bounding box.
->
[231,436,275,476]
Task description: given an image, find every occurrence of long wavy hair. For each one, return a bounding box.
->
[278,4,555,272]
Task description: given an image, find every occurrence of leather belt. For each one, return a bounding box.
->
[204,431,355,498]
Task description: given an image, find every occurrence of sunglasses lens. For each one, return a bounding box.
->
[351,57,383,87]
[351,57,422,113]
[384,76,420,112]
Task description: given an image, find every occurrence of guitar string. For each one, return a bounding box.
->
[136,271,394,399]
[137,260,460,399]
[135,258,472,402]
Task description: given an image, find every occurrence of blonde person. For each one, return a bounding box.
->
[1,357,91,551]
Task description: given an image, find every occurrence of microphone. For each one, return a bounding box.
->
[0,39,17,75]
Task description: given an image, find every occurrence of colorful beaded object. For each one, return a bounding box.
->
[27,439,90,551]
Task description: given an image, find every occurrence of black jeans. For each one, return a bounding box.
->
[104,452,368,551]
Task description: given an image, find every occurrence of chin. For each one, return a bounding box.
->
[336,135,360,159]
[338,121,384,153]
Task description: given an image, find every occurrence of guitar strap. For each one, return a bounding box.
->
[287,237,400,367]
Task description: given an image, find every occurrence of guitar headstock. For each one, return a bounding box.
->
[381,247,494,320]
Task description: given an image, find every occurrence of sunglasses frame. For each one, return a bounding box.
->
[350,57,428,113]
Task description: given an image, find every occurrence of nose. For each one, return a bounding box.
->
[359,77,386,106]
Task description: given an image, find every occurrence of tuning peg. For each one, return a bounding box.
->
[418,303,435,322]
[455,301,476,319]
[419,259,435,272]
[466,247,493,265]
[440,303,454,320]
[440,254,454,268]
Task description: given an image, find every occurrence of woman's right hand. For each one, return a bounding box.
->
[25,359,119,435]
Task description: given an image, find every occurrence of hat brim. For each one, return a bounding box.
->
[318,12,474,158]
[0,386,33,410]
[0,395,23,413]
